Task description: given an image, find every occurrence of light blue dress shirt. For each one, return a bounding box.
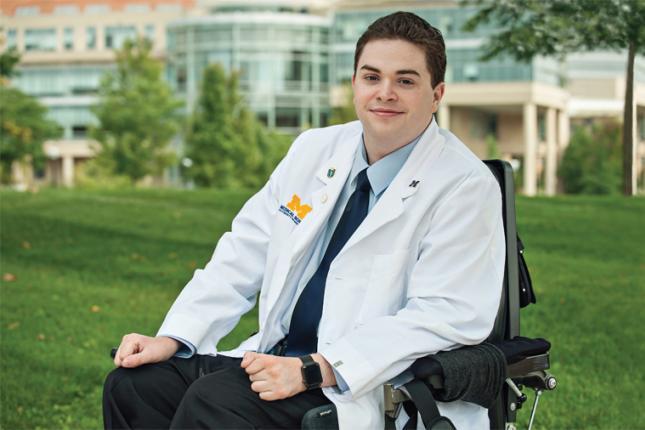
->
[165,132,422,391]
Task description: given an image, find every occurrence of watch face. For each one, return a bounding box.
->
[302,363,323,386]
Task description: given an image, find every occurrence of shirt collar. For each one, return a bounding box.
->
[349,129,425,197]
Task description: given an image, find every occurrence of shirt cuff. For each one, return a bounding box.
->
[160,334,196,358]
[332,367,350,393]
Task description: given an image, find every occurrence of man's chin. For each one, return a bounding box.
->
[362,123,406,146]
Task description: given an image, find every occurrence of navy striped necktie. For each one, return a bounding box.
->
[285,169,371,357]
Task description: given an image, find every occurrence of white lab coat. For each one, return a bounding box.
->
[157,119,505,429]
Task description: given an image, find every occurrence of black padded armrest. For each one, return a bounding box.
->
[404,337,552,408]
[495,336,551,364]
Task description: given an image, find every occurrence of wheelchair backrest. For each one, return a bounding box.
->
[483,160,522,429]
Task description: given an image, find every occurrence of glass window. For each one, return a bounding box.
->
[16,6,39,16]
[195,28,231,44]
[157,4,181,13]
[6,29,17,49]
[13,65,111,97]
[276,107,300,127]
[208,51,232,71]
[125,4,150,13]
[144,24,155,41]
[464,63,479,81]
[54,5,79,15]
[105,26,137,50]
[318,28,329,44]
[25,28,57,52]
[86,27,96,49]
[72,125,88,139]
[86,4,110,15]
[176,66,187,92]
[64,28,74,50]
[638,113,645,141]
[319,62,329,83]
[439,16,454,34]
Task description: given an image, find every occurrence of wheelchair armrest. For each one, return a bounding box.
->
[507,352,550,378]
[385,338,554,412]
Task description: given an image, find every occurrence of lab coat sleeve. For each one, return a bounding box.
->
[319,172,506,398]
[156,157,288,351]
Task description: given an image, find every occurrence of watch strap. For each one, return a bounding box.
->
[299,354,317,367]
[299,354,322,390]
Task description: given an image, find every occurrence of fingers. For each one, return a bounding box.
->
[258,390,280,401]
[244,354,272,375]
[240,351,257,368]
[114,333,142,367]
[121,351,149,368]
[250,379,270,393]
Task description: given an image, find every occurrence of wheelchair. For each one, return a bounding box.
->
[301,160,557,430]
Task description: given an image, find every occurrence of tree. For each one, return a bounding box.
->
[91,37,181,183]
[0,48,20,80]
[182,64,240,187]
[559,121,622,194]
[463,0,645,196]
[0,50,60,184]
[330,83,357,125]
[485,134,500,159]
[183,64,289,188]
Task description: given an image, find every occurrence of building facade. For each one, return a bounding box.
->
[0,0,195,186]
[167,4,331,134]
[2,0,644,193]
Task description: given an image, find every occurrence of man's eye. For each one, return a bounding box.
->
[399,79,414,86]
[364,75,379,81]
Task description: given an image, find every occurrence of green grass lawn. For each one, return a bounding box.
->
[1,188,644,429]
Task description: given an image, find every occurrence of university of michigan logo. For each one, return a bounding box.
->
[279,194,312,225]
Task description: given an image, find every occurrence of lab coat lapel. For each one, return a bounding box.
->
[339,121,444,254]
[287,139,359,265]
[262,133,361,314]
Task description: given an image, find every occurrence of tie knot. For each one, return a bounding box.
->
[356,169,371,194]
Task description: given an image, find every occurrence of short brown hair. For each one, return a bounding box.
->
[353,11,446,87]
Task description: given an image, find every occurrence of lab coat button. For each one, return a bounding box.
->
[321,194,328,203]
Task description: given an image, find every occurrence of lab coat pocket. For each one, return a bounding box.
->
[361,250,411,320]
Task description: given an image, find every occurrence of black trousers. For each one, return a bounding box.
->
[103,354,331,429]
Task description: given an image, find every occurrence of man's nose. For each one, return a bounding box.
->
[376,80,397,101]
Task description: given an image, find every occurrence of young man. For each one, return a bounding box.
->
[104,12,505,429]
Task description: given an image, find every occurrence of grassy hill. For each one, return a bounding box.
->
[1,189,643,429]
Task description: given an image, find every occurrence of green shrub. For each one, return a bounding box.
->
[559,121,622,194]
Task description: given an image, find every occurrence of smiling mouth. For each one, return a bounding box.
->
[369,108,404,117]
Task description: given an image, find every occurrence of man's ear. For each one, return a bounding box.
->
[432,82,446,113]
[433,82,446,104]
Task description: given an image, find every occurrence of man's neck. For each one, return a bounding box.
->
[363,118,433,164]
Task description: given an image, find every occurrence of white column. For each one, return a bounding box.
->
[557,110,570,193]
[523,103,538,196]
[545,108,557,196]
[97,26,105,51]
[438,104,450,129]
[62,156,74,187]
[558,109,570,150]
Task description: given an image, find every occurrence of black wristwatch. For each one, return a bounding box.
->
[299,355,323,390]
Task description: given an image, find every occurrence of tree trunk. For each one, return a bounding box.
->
[622,41,636,196]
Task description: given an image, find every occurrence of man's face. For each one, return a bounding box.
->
[352,39,444,156]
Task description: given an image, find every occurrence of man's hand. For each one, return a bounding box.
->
[113,334,179,368]
[241,353,306,401]
[241,352,338,401]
